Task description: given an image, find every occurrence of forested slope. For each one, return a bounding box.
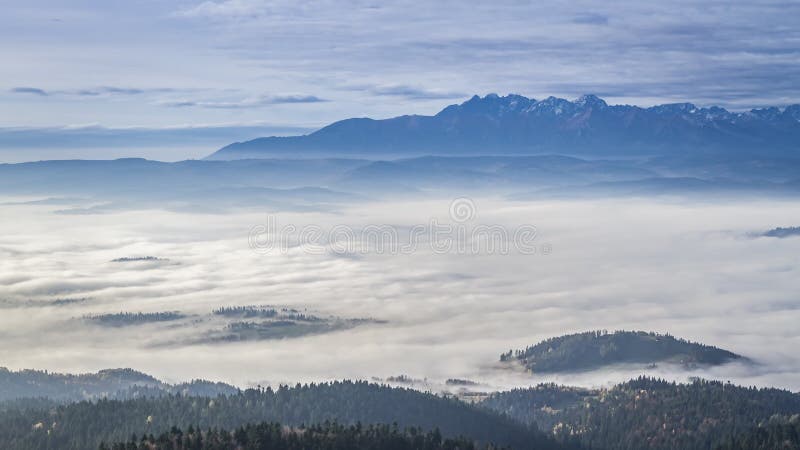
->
[100,421,498,450]
[482,377,800,450]
[0,381,567,450]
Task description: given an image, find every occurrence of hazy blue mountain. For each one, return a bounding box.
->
[208,94,800,160]
[0,158,367,194]
[3,153,800,209]
[0,367,238,402]
[515,177,800,200]
[762,226,800,238]
[336,155,656,192]
[0,158,367,212]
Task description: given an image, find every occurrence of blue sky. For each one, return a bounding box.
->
[2,0,799,160]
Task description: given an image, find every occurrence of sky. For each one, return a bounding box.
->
[2,0,800,160]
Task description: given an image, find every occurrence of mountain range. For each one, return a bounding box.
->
[2,94,800,205]
[208,94,800,160]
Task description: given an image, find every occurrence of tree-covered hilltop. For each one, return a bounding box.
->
[0,381,568,450]
[500,330,742,373]
[0,367,238,403]
[200,305,383,343]
[481,377,800,450]
[73,305,384,344]
[715,415,800,450]
[213,319,365,342]
[0,368,157,402]
[100,421,498,450]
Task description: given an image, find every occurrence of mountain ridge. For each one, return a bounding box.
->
[208,94,800,160]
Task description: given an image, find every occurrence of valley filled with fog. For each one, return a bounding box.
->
[2,196,799,391]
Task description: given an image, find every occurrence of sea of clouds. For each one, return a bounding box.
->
[1,196,799,392]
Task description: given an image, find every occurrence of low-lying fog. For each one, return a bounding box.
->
[1,197,799,392]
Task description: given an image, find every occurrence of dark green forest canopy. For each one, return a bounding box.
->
[481,377,800,450]
[0,381,567,450]
[500,330,742,373]
[715,415,800,450]
[5,372,800,450]
[100,421,500,450]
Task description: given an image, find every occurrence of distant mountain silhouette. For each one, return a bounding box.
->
[208,94,800,160]
[0,367,237,402]
[762,226,800,238]
[4,154,800,206]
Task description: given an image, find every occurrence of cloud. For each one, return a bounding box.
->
[2,0,800,152]
[74,87,147,96]
[101,87,146,95]
[164,94,327,109]
[9,86,167,98]
[11,87,48,96]
[270,95,326,104]
[0,122,314,162]
[572,13,609,25]
[1,197,800,391]
[368,85,466,100]
[175,0,265,19]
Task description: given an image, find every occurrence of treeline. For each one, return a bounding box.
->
[481,377,800,450]
[500,330,741,372]
[100,421,498,450]
[111,256,167,262]
[0,381,566,450]
[213,305,325,322]
[212,306,278,318]
[84,312,186,326]
[282,313,325,322]
[446,379,478,386]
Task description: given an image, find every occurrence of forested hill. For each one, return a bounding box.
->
[0,381,568,450]
[481,377,800,450]
[0,367,238,402]
[100,421,494,450]
[501,330,742,373]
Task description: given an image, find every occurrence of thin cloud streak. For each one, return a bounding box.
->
[366,85,467,100]
[9,86,180,97]
[164,94,327,109]
[10,87,48,96]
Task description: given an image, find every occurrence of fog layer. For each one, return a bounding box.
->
[1,197,798,391]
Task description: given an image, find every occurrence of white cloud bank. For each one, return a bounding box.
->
[0,197,799,391]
